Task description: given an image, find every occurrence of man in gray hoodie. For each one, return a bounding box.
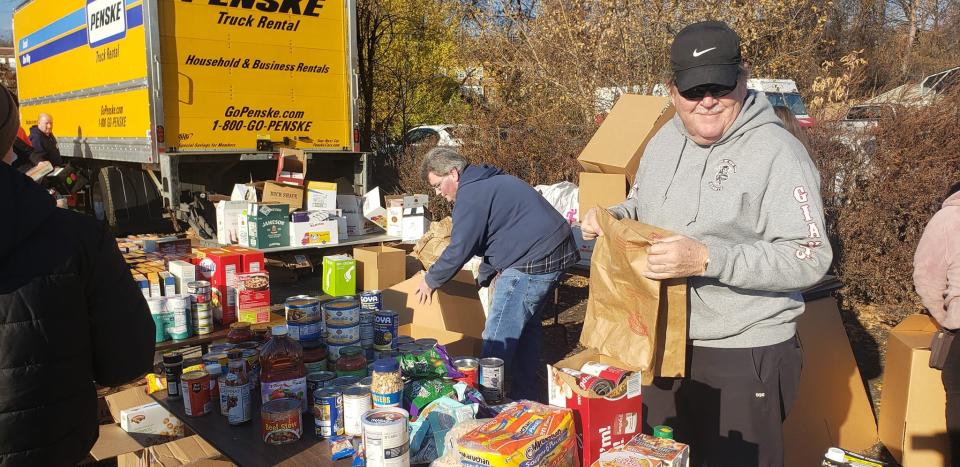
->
[582,21,831,467]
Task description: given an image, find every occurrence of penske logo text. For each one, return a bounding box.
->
[184,0,325,17]
[87,0,127,47]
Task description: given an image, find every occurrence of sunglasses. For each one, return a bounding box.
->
[680,83,736,100]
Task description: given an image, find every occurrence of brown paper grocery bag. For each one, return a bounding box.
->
[412,216,453,270]
[582,208,688,384]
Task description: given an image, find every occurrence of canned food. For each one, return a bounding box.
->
[262,398,302,445]
[358,376,373,388]
[208,343,234,354]
[373,310,399,351]
[187,280,211,294]
[326,324,361,345]
[579,361,629,387]
[414,338,438,349]
[323,298,361,327]
[241,349,260,387]
[362,407,410,466]
[480,357,505,403]
[182,371,211,417]
[331,375,362,391]
[343,386,372,436]
[374,350,398,361]
[313,389,344,438]
[453,357,479,388]
[398,343,421,355]
[288,319,323,342]
[285,295,321,323]
[359,290,382,311]
[307,371,338,405]
[328,340,361,362]
[360,309,375,347]
[395,336,415,346]
[167,296,191,340]
[559,368,614,396]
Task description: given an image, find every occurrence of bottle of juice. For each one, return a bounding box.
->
[222,350,251,425]
[259,325,307,412]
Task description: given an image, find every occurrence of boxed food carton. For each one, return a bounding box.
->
[215,200,249,245]
[167,261,196,295]
[386,195,405,237]
[289,210,339,246]
[159,271,176,297]
[306,181,337,210]
[147,273,162,298]
[337,194,371,236]
[224,246,266,273]
[322,254,356,297]
[248,203,290,249]
[133,274,150,298]
[458,401,579,466]
[591,433,690,467]
[198,249,242,324]
[548,349,643,465]
[362,186,388,230]
[235,271,271,324]
[402,207,430,242]
[119,402,184,437]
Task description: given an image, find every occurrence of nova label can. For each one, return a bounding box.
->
[373,310,399,351]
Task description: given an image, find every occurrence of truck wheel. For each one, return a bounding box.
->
[93,167,118,229]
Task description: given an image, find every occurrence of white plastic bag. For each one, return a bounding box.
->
[535,181,579,224]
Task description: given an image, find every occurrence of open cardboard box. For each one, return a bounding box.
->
[878,314,949,467]
[275,148,307,185]
[117,436,226,467]
[381,268,487,357]
[577,94,674,186]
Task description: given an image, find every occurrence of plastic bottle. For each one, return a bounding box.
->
[163,352,183,400]
[222,350,252,425]
[259,325,307,412]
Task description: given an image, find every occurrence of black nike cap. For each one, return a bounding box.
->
[670,21,742,92]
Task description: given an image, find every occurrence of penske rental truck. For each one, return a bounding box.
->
[13,0,364,237]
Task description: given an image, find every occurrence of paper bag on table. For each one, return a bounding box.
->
[412,216,453,270]
[582,208,687,384]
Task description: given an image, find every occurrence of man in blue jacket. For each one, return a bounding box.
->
[415,147,579,401]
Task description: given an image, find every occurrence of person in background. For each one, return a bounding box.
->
[581,21,831,466]
[0,86,155,466]
[29,112,63,167]
[773,105,812,153]
[415,147,579,402]
[913,181,960,467]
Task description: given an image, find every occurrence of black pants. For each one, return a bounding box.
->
[641,336,802,467]
[943,335,960,467]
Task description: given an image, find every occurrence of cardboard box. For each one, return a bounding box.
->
[116,435,225,467]
[133,273,150,298]
[143,237,192,255]
[577,94,674,186]
[878,314,949,467]
[783,294,879,467]
[230,183,258,202]
[579,172,627,219]
[276,148,307,185]
[261,181,304,211]
[363,186,388,230]
[224,246,265,273]
[216,200,249,245]
[119,402,183,437]
[167,261,196,295]
[159,271,176,297]
[386,196,405,237]
[306,181,337,211]
[198,249,242,324]
[548,349,643,465]
[338,194,371,236]
[148,273,162,298]
[247,203,290,249]
[354,245,406,290]
[404,194,430,209]
[235,271,271,324]
[290,211,340,246]
[322,254,357,297]
[402,207,430,242]
[381,269,486,357]
[592,433,690,467]
[91,387,186,461]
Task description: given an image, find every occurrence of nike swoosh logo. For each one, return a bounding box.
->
[692,47,716,57]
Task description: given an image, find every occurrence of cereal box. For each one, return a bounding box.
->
[458,401,579,467]
[591,433,690,467]
[235,272,271,324]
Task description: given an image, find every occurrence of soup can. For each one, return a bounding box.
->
[395,336,415,346]
[453,357,479,388]
[331,375,362,391]
[373,310,399,351]
[479,357,505,403]
[288,319,323,342]
[414,338,438,349]
[262,398,302,445]
[360,309,375,348]
[362,407,410,466]
[326,324,361,345]
[306,371,338,406]
[343,386,372,436]
[313,389,344,438]
[285,295,321,322]
[359,290,382,311]
[327,340,360,362]
[323,298,361,327]
[202,352,229,369]
[167,296,191,340]
[182,371,211,417]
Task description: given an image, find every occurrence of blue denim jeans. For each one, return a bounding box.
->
[482,267,563,402]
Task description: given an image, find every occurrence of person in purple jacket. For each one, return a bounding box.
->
[415,147,579,401]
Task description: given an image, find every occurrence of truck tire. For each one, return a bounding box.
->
[93,167,118,229]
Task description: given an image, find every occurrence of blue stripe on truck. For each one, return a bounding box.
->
[19,3,143,68]
[18,0,141,54]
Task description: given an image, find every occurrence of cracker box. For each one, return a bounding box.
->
[235,272,271,324]
[322,254,356,297]
[548,350,643,465]
[591,433,690,467]
[119,402,184,437]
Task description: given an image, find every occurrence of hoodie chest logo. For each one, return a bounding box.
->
[708,159,737,191]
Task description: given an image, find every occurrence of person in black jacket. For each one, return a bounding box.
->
[0,86,155,466]
[29,112,63,167]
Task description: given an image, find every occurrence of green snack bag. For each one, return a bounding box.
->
[404,379,455,418]
[398,346,462,379]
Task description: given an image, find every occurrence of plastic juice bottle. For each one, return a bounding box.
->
[259,325,308,412]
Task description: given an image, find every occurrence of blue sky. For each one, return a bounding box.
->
[1,1,13,42]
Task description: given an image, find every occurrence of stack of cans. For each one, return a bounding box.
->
[285,295,323,342]
[359,291,380,352]
[187,280,212,336]
[324,298,361,361]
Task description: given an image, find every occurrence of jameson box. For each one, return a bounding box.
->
[322,254,356,297]
[548,349,643,465]
[235,272,271,324]
[247,203,289,249]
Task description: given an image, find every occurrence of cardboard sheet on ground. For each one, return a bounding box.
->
[583,208,687,384]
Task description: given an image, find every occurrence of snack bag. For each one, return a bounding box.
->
[457,401,579,467]
[398,345,463,380]
[404,379,456,418]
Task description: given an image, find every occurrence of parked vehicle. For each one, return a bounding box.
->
[746,78,815,127]
[404,124,464,148]
[13,0,366,237]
